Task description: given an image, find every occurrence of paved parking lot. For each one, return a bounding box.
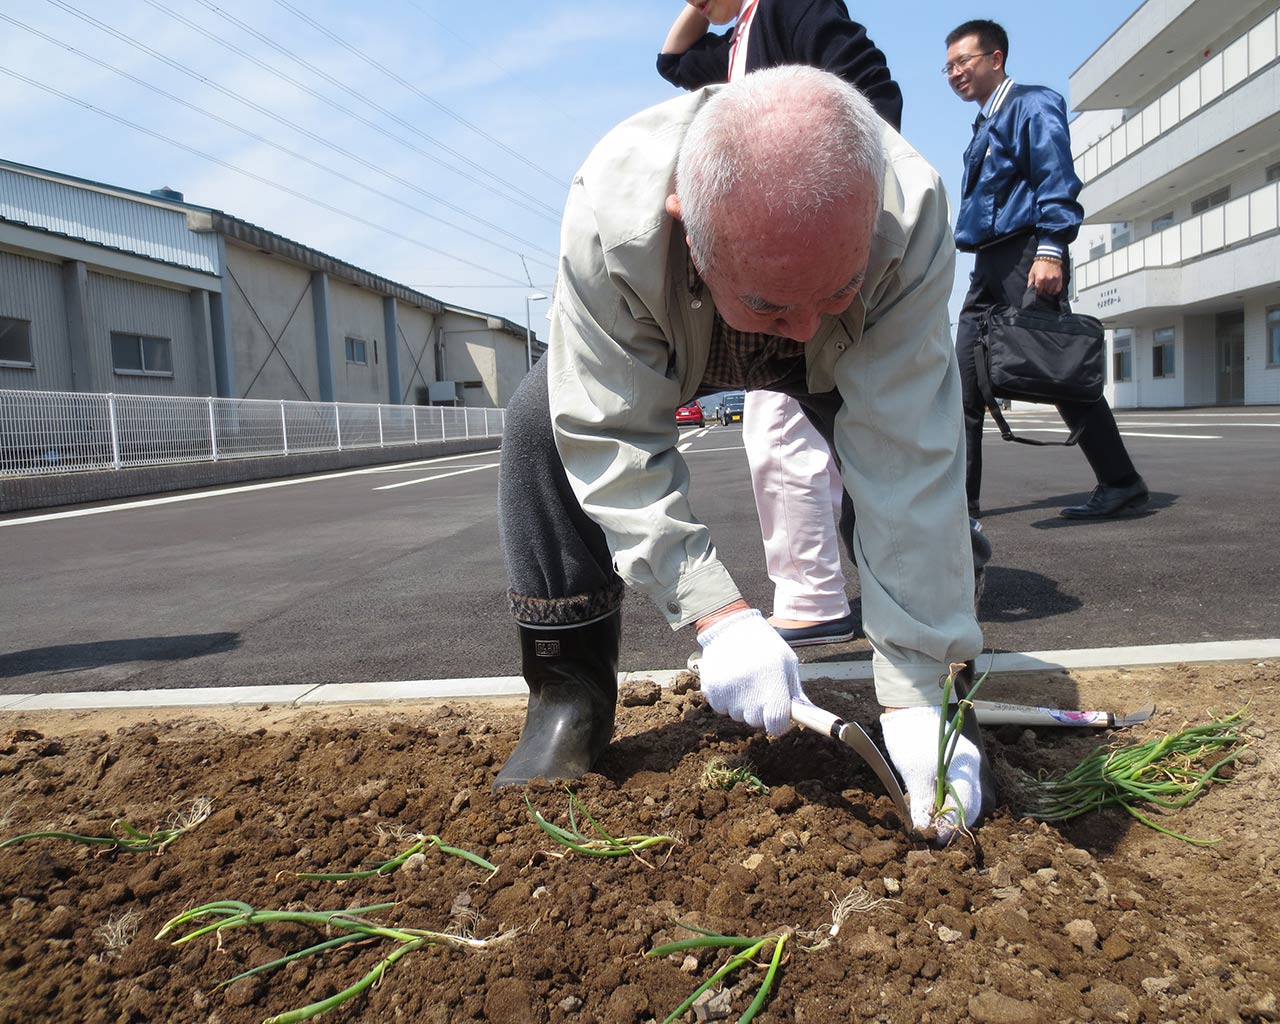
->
[1,407,1277,695]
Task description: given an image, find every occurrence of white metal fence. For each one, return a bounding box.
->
[0,389,506,478]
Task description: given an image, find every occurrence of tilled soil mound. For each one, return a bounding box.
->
[1,661,1277,1024]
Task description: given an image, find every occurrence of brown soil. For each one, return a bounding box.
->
[1,661,1277,1024]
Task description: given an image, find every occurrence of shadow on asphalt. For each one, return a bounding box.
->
[978,566,1081,623]
[0,632,241,678]
[982,490,1177,522]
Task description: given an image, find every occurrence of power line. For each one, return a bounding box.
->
[0,65,536,288]
[168,0,563,222]
[2,11,558,267]
[272,0,566,187]
[43,0,559,245]
[399,0,585,134]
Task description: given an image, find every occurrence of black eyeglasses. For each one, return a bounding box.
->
[942,52,993,76]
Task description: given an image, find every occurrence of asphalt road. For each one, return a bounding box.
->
[2,407,1278,695]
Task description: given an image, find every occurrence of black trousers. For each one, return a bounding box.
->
[954,234,1137,516]
[498,357,851,626]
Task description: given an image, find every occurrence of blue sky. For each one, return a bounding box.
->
[0,0,1139,334]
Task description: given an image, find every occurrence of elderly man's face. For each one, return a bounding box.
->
[695,192,874,343]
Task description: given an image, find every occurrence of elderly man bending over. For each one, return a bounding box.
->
[496,66,992,835]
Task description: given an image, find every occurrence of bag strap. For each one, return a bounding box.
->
[973,317,1083,448]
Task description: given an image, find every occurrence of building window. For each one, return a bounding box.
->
[1150,212,1175,232]
[0,316,34,367]
[1190,186,1230,216]
[110,332,173,377]
[1268,307,1280,367]
[1112,223,1131,247]
[1266,162,1280,184]
[344,337,368,365]
[1153,327,1176,379]
[1112,329,1132,383]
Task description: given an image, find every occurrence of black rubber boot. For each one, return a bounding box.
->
[952,661,998,824]
[492,613,621,792]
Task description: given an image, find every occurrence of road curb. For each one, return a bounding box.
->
[2,639,1277,713]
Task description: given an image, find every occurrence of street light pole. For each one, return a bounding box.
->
[525,292,548,371]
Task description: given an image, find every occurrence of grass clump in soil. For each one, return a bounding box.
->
[700,756,769,794]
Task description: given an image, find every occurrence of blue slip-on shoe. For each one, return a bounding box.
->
[773,612,858,648]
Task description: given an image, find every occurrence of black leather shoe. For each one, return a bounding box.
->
[1060,477,1149,519]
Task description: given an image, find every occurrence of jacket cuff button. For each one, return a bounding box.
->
[666,601,681,614]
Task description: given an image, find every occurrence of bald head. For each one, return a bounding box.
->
[674,65,887,276]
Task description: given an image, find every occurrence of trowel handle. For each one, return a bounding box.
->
[791,699,840,738]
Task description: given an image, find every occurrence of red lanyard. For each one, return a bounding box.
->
[726,0,761,80]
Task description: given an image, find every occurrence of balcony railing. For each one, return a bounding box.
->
[1074,9,1279,184]
[1075,178,1280,291]
[0,389,505,478]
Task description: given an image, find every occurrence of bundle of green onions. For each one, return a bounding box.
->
[1017,710,1249,844]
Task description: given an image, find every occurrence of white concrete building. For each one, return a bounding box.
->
[0,160,539,409]
[1068,0,1280,408]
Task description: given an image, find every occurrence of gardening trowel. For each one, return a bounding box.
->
[790,699,914,832]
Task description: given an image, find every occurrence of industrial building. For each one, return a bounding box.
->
[1067,0,1280,407]
[0,159,540,409]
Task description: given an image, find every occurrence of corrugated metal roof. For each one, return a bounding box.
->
[0,162,220,274]
[0,159,448,314]
[211,213,443,314]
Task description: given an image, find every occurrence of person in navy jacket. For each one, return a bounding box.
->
[946,19,1148,520]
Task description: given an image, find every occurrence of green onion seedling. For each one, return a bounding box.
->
[527,788,677,867]
[0,797,212,854]
[156,900,513,1024]
[297,830,496,881]
[646,924,789,1024]
[930,659,992,837]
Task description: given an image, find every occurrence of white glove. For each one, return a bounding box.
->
[696,609,805,735]
[880,706,984,839]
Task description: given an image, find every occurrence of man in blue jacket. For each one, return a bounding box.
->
[946,19,1148,520]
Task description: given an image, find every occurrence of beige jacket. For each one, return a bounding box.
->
[547,87,982,705]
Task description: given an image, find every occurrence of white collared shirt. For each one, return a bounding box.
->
[727,0,761,81]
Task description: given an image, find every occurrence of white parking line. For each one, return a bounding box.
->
[373,464,499,490]
[986,426,1220,439]
[0,450,501,526]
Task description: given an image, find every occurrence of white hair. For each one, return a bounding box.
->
[676,65,887,273]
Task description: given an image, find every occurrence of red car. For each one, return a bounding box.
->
[676,402,704,427]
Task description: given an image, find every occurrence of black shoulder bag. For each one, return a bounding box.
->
[973,287,1105,447]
